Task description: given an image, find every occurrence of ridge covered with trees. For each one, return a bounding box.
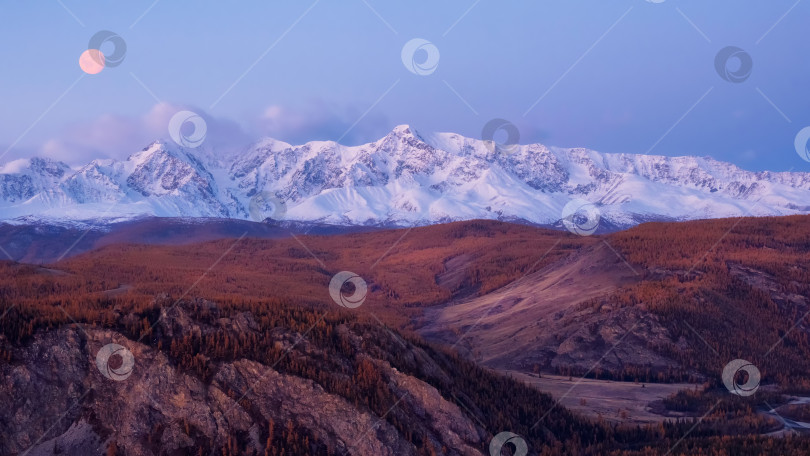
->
[1,216,810,454]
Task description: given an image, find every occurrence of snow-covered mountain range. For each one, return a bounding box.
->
[2,125,810,229]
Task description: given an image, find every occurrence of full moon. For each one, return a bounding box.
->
[79,49,105,75]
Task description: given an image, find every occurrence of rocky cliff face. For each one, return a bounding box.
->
[0,299,485,455]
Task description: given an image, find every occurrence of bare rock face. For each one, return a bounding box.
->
[0,329,89,453]
[214,360,416,456]
[387,369,481,456]
[0,301,486,456]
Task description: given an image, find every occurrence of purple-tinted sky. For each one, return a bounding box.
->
[0,0,808,171]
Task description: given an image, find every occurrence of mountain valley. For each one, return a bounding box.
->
[2,216,810,454]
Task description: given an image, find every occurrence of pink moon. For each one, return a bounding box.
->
[79,49,105,75]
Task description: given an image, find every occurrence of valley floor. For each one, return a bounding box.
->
[505,371,695,425]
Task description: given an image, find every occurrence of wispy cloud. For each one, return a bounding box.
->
[37,103,250,165]
[257,100,390,146]
[26,101,390,167]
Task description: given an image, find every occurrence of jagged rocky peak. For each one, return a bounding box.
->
[128,140,192,165]
[0,156,71,178]
[377,124,434,152]
[389,124,422,139]
[0,157,73,203]
[29,157,71,178]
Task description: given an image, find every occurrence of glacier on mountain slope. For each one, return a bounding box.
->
[1,125,809,229]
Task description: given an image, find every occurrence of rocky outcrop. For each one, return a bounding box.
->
[0,301,486,455]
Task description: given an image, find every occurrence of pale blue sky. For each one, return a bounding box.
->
[0,0,808,171]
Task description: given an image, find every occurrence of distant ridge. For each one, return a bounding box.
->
[1,125,809,228]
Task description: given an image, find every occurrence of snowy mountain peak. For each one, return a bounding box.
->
[2,128,810,228]
[388,124,423,140]
[0,157,70,177]
[0,157,72,204]
[251,137,293,153]
[128,140,194,165]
